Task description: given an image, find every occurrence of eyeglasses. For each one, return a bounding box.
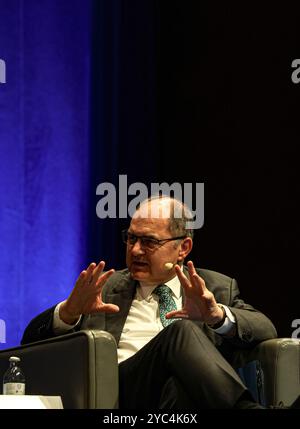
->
[122,229,186,251]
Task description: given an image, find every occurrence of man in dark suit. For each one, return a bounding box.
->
[21,195,277,408]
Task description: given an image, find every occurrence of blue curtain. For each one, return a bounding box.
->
[0,0,159,348]
[0,0,92,348]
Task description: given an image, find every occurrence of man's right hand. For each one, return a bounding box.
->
[59,261,119,325]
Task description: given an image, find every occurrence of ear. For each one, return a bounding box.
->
[177,237,193,262]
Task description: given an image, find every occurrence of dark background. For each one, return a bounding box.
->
[2,1,298,349]
[89,1,300,338]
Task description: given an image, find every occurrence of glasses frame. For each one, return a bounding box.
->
[122,229,186,251]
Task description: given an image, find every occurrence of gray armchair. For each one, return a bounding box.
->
[0,330,118,409]
[0,331,299,408]
[236,338,300,408]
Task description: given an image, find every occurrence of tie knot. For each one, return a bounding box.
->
[153,284,172,298]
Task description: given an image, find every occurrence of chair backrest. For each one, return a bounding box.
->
[0,330,118,409]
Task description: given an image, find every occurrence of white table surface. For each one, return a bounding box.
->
[0,395,63,409]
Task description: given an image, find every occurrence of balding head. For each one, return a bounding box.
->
[133,195,194,239]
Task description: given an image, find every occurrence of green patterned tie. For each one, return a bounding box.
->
[153,285,177,327]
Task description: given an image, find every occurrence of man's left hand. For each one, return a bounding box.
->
[166,260,224,324]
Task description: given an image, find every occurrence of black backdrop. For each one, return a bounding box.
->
[89,1,300,338]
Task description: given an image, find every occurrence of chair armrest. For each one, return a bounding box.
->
[235,338,300,407]
[0,330,118,409]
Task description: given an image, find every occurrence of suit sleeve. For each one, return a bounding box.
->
[226,278,277,348]
[20,305,80,345]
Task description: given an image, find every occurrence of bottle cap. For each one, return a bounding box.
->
[9,356,20,362]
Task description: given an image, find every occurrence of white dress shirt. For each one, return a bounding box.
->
[53,275,236,363]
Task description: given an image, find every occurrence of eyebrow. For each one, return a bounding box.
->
[128,231,159,240]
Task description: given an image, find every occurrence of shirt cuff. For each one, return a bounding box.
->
[211,304,236,335]
[53,301,81,334]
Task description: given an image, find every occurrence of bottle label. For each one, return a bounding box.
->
[3,383,25,395]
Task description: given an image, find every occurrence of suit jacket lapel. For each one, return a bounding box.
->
[105,273,137,345]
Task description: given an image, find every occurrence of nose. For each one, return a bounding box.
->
[130,238,145,256]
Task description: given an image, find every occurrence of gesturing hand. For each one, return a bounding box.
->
[166,260,224,324]
[60,261,119,324]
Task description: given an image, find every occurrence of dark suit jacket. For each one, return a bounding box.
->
[21,267,277,362]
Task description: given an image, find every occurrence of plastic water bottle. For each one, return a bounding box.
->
[2,356,25,395]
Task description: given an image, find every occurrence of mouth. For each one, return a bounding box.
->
[131,261,149,269]
[129,261,150,279]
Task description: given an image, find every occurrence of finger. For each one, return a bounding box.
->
[166,310,189,319]
[85,262,97,284]
[174,265,192,290]
[75,270,88,288]
[91,260,106,283]
[187,260,205,293]
[95,268,115,289]
[75,264,96,289]
[191,273,206,295]
[99,303,120,313]
[187,260,197,276]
